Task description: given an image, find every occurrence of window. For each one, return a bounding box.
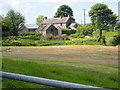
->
[60,23,62,26]
[51,29,53,32]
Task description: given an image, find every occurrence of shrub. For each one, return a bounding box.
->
[40,35,70,40]
[19,32,42,40]
[70,33,85,38]
[66,38,102,45]
[8,36,18,40]
[11,40,22,46]
[77,24,93,36]
[108,35,120,46]
[20,32,36,36]
[2,40,12,46]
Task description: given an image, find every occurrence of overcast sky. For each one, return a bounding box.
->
[0,0,119,24]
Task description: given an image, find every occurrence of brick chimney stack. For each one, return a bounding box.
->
[68,15,72,19]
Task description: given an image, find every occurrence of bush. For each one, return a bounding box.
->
[77,24,93,36]
[8,36,18,40]
[19,32,42,40]
[2,40,12,46]
[11,40,22,46]
[70,33,85,38]
[108,35,120,46]
[20,32,36,36]
[66,38,102,45]
[40,35,70,40]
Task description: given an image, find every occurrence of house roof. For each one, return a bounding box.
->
[38,24,58,31]
[42,17,70,24]
[25,24,38,29]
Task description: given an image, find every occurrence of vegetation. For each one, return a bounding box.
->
[115,21,120,31]
[70,24,93,38]
[2,9,25,36]
[40,34,70,40]
[1,4,120,46]
[108,35,120,46]
[36,15,44,26]
[2,34,104,46]
[89,3,118,42]
[2,58,118,89]
[54,5,73,17]
[2,31,119,46]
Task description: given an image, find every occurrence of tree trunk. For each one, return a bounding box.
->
[98,29,102,42]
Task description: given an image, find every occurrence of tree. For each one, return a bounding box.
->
[54,5,73,18]
[36,15,44,26]
[2,9,25,36]
[77,24,93,36]
[115,21,120,31]
[89,3,118,41]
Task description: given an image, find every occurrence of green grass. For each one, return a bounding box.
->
[2,58,118,89]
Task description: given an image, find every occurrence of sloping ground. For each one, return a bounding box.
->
[1,45,118,89]
[2,45,118,65]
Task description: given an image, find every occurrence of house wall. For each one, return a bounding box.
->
[46,25,58,35]
[42,31,47,36]
[19,26,29,33]
[54,23,66,28]
[28,29,36,32]
[57,27,62,35]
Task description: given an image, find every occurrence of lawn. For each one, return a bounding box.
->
[1,45,119,89]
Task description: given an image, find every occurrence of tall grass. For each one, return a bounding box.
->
[2,58,118,89]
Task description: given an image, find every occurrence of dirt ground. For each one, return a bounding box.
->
[2,45,119,65]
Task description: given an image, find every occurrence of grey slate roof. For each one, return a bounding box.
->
[38,24,58,31]
[25,24,38,29]
[42,17,69,24]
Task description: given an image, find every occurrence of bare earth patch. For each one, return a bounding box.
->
[2,45,118,65]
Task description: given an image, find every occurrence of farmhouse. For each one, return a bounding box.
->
[37,15,78,36]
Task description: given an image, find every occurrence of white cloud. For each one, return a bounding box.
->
[0,0,37,16]
[87,0,119,2]
[37,0,79,6]
[19,3,37,14]
[38,0,79,3]
[6,0,21,8]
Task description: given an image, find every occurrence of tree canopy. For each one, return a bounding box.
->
[89,3,118,41]
[77,24,93,36]
[54,5,73,18]
[36,15,44,26]
[2,9,25,36]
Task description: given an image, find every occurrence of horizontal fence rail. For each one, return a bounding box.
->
[0,71,110,89]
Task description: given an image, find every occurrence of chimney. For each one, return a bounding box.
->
[68,15,72,18]
[60,16,63,19]
[45,17,47,20]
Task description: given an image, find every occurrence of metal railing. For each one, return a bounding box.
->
[0,71,109,89]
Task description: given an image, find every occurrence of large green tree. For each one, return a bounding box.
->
[36,15,44,26]
[54,5,73,18]
[115,21,120,31]
[89,3,118,41]
[2,9,25,36]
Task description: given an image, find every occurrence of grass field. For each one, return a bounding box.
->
[1,45,119,89]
